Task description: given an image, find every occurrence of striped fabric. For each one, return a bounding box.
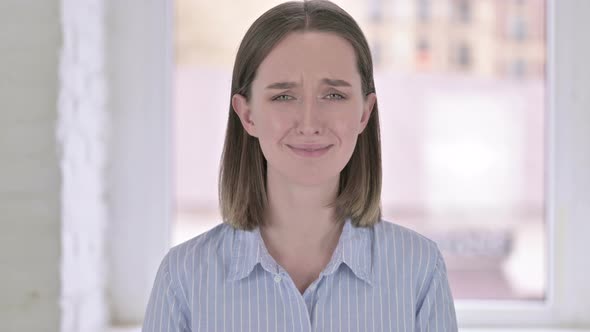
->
[142,218,458,331]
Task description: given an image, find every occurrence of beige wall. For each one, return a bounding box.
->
[0,1,62,331]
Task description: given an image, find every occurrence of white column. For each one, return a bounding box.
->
[105,0,173,324]
[59,0,110,331]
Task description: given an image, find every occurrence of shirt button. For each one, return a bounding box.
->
[274,275,282,283]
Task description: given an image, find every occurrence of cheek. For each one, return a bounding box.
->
[332,111,362,139]
[262,117,292,142]
[253,108,291,138]
[254,114,294,159]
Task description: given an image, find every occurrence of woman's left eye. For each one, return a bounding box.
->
[271,95,294,101]
[325,93,345,100]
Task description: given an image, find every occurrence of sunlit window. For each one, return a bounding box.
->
[173,0,546,301]
[453,0,472,23]
[417,0,431,22]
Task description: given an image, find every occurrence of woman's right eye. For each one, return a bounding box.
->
[271,95,294,101]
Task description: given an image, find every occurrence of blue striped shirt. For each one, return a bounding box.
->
[142,218,458,331]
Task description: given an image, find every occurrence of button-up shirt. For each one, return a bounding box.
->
[142,218,458,331]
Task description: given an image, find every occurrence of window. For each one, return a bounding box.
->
[174,0,547,303]
[510,58,527,78]
[510,15,528,41]
[369,0,382,22]
[416,38,431,66]
[456,42,472,68]
[105,0,590,329]
[371,40,383,68]
[453,0,472,23]
[416,0,431,23]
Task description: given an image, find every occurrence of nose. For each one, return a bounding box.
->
[296,100,323,136]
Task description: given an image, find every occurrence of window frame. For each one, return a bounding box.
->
[456,0,590,327]
[107,0,590,328]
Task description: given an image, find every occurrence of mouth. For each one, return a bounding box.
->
[287,144,333,157]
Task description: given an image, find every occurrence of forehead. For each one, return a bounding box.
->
[254,31,360,84]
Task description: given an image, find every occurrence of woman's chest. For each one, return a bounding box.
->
[189,270,418,332]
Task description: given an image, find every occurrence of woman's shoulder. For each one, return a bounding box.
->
[373,219,442,262]
[168,222,233,264]
[375,219,438,246]
[159,222,234,284]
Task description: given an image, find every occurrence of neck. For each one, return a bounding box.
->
[260,167,343,255]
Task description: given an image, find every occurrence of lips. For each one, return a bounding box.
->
[287,144,333,151]
[286,143,333,157]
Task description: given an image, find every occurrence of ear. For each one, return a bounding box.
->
[359,92,376,134]
[232,94,258,137]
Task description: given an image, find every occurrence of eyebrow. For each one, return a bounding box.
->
[265,78,352,90]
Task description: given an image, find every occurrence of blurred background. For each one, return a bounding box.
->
[1,0,589,331]
[173,0,546,301]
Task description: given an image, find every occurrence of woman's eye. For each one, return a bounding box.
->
[325,93,345,100]
[272,95,294,101]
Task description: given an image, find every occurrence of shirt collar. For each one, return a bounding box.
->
[227,217,374,286]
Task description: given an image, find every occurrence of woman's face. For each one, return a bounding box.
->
[233,31,376,187]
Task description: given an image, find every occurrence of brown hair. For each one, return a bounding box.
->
[219,0,382,230]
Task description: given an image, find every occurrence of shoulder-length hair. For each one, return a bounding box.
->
[219,0,382,230]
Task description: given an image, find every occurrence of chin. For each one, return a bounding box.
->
[267,161,343,188]
[287,172,340,188]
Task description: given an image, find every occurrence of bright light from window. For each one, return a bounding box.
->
[173,0,546,301]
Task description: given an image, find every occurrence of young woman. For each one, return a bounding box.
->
[143,1,458,331]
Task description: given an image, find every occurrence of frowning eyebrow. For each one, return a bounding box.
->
[265,78,352,90]
[322,78,352,87]
[265,81,297,90]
